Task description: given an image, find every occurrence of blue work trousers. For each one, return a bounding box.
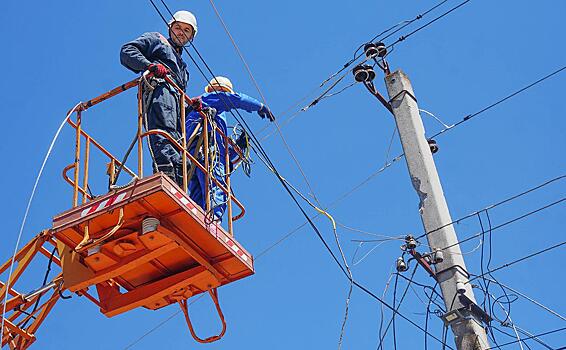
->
[187,159,227,221]
[185,113,229,221]
[145,84,183,186]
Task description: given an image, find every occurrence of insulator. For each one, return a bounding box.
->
[433,250,444,263]
[353,65,368,82]
[366,67,376,81]
[428,139,439,154]
[405,235,417,250]
[353,64,376,82]
[396,257,408,272]
[376,42,387,57]
[364,42,387,59]
[364,43,379,58]
[456,282,467,294]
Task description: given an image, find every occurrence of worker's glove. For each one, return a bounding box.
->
[190,97,203,112]
[257,105,275,122]
[148,63,168,78]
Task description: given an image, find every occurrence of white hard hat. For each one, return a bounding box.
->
[169,10,198,38]
[205,76,234,93]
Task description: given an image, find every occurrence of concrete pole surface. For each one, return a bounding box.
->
[384,70,490,350]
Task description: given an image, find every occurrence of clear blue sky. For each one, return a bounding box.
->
[1,1,564,349]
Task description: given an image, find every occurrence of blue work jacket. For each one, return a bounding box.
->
[120,32,189,90]
[186,91,263,162]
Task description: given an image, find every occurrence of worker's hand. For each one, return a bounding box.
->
[148,63,168,78]
[257,105,275,122]
[190,97,203,112]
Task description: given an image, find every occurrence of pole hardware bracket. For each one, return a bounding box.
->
[408,248,437,279]
[435,264,471,280]
[388,89,418,104]
[441,294,492,327]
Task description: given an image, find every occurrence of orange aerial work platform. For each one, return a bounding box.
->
[1,74,254,349]
[53,173,254,340]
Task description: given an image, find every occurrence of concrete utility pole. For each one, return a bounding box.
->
[384,70,490,350]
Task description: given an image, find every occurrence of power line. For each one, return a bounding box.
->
[321,0,455,89]
[255,154,403,259]
[377,267,419,350]
[206,0,323,206]
[481,276,565,321]
[438,196,566,253]
[485,327,566,349]
[430,65,566,139]
[384,0,472,52]
[260,0,471,137]
[308,0,473,107]
[144,3,454,348]
[416,173,566,240]
[468,240,566,283]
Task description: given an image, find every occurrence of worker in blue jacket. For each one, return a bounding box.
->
[185,76,275,221]
[120,10,197,187]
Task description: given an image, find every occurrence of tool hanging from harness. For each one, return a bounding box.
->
[231,123,253,177]
[184,107,227,223]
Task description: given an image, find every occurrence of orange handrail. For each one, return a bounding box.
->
[62,71,247,235]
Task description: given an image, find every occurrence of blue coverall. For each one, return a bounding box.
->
[186,92,264,220]
[120,32,189,186]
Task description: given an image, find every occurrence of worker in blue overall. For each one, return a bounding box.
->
[186,77,275,221]
[120,10,197,187]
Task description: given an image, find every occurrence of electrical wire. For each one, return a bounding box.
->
[122,295,204,349]
[249,0,559,261]
[481,276,565,321]
[377,269,396,350]
[204,0,323,207]
[484,327,566,349]
[376,266,419,350]
[436,196,566,253]
[0,102,81,339]
[430,65,566,139]
[259,0,466,138]
[416,173,566,240]
[321,0,453,89]
[514,326,556,350]
[145,3,454,348]
[468,240,566,283]
[480,288,560,350]
[384,0,472,54]
[255,154,403,259]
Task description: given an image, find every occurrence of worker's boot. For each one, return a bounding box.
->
[174,163,186,189]
[156,163,178,185]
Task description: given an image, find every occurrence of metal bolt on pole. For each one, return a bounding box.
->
[384,70,490,350]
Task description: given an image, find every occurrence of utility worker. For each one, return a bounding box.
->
[120,10,197,187]
[186,76,275,221]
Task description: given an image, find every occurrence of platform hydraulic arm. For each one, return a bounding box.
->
[0,230,65,350]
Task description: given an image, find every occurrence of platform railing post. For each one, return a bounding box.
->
[225,136,233,235]
[73,111,82,207]
[203,113,211,213]
[82,137,90,204]
[137,83,143,178]
[181,94,188,192]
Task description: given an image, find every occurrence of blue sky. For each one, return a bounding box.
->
[1,1,565,349]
